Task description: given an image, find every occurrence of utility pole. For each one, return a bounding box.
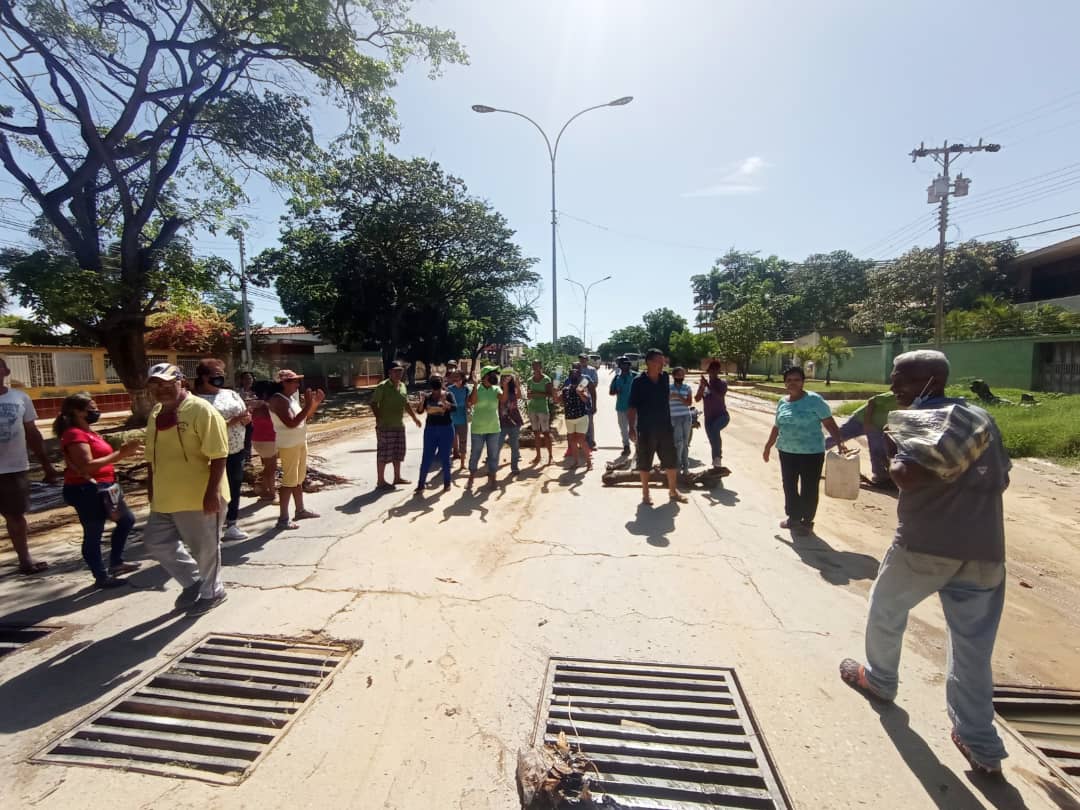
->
[228,225,253,368]
[910,139,1000,347]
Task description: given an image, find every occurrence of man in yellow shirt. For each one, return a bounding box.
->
[142,363,230,615]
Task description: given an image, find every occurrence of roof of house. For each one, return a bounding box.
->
[1011,235,1080,270]
[263,326,313,336]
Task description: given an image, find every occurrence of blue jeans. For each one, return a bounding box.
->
[499,423,521,472]
[864,544,1008,767]
[671,415,693,474]
[704,411,730,465]
[826,418,889,481]
[469,432,501,475]
[418,425,454,487]
[225,450,245,523]
[63,483,136,581]
[616,411,631,448]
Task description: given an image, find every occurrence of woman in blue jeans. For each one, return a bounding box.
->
[498,372,523,476]
[54,393,143,588]
[415,376,457,493]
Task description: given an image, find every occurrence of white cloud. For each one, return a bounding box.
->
[682,156,771,197]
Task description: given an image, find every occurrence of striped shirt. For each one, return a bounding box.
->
[669,381,693,420]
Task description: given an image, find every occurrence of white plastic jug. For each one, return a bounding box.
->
[824,449,861,500]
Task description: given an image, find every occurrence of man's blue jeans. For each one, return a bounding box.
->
[671,415,692,475]
[418,425,454,487]
[864,544,1008,767]
[499,423,521,473]
[469,432,501,475]
[826,418,889,481]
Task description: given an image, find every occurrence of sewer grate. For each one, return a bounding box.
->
[994,685,1080,788]
[533,657,792,809]
[34,634,354,784]
[0,625,55,659]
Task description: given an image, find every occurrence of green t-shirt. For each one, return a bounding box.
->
[372,378,408,428]
[850,392,898,431]
[526,374,552,414]
[471,384,501,434]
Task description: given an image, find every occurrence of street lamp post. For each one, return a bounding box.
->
[472,97,633,347]
[565,275,612,352]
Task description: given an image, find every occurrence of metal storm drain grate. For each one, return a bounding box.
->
[35,634,353,783]
[994,685,1080,787]
[533,657,791,809]
[0,625,55,659]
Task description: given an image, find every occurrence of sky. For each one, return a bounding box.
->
[5,1,1080,348]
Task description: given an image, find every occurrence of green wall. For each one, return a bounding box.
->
[837,344,888,384]
[908,338,1038,390]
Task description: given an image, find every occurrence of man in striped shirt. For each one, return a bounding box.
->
[669,366,694,477]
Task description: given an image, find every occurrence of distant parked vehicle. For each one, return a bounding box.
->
[623,352,642,371]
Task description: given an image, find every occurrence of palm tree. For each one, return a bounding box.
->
[755,340,784,381]
[818,336,853,386]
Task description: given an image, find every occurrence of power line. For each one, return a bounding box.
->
[965,88,1080,142]
[558,209,726,252]
[968,211,1080,239]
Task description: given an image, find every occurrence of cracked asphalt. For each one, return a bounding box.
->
[1,370,1076,809]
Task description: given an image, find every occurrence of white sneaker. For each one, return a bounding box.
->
[222,524,248,542]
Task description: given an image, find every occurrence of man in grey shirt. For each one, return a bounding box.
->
[840,350,1010,776]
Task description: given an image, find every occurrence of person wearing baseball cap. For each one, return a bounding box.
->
[370,361,421,490]
[609,356,638,455]
[141,360,231,614]
[268,369,325,528]
[466,364,506,489]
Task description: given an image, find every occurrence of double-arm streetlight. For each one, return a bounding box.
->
[471,96,633,346]
[564,275,612,352]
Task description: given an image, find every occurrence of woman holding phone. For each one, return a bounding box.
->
[415,375,457,494]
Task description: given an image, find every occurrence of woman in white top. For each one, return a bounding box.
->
[194,358,251,541]
[268,369,325,530]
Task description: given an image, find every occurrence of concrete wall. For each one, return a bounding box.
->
[907,337,1039,390]
[838,344,888,384]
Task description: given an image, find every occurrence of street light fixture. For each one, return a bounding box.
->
[471,97,633,346]
[564,274,612,352]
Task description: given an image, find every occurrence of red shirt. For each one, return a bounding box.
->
[251,407,276,442]
[61,427,116,485]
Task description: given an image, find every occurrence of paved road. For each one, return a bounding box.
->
[0,370,1071,809]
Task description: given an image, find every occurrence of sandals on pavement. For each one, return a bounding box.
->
[669,492,688,503]
[950,728,1003,777]
[839,658,892,702]
[275,518,300,530]
[18,561,49,575]
[294,510,320,520]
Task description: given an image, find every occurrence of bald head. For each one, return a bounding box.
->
[891,350,949,406]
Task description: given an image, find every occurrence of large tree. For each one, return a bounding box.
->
[253,153,538,370]
[785,250,873,335]
[850,240,1019,339]
[0,0,463,414]
[597,325,649,359]
[713,301,774,379]
[642,307,688,354]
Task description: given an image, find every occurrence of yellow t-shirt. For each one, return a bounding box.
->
[145,394,230,513]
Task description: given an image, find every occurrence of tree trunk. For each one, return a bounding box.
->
[101,321,153,424]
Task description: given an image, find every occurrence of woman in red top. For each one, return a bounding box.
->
[54,393,143,588]
[249,380,279,501]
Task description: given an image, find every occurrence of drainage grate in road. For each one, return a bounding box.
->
[994,685,1080,787]
[0,625,55,659]
[534,657,792,809]
[35,634,354,784]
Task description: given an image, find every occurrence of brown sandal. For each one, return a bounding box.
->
[18,560,49,575]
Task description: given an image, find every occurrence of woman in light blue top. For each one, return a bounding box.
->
[762,366,847,535]
[668,366,694,476]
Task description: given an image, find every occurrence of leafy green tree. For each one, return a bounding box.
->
[597,325,649,359]
[253,153,538,371]
[668,331,719,369]
[786,251,872,335]
[945,296,1080,340]
[850,240,1019,339]
[450,291,537,371]
[754,340,784,380]
[642,308,688,354]
[817,336,853,385]
[795,346,823,369]
[556,335,586,357]
[0,0,463,413]
[714,302,774,380]
[0,314,76,345]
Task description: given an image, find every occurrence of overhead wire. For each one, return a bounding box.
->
[968,211,1080,239]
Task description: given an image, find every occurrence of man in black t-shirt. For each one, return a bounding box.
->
[628,349,687,505]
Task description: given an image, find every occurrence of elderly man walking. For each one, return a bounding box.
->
[840,350,1011,776]
[371,361,421,490]
[142,363,230,615]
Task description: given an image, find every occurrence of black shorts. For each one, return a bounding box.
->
[636,429,677,472]
[0,471,30,516]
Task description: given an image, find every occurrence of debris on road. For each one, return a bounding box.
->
[601,463,732,488]
[516,731,598,810]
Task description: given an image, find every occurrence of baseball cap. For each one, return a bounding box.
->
[480,365,499,378]
[617,355,629,363]
[389,361,407,371]
[276,369,304,382]
[147,362,183,381]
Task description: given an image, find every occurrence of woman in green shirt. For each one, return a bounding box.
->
[466,365,507,489]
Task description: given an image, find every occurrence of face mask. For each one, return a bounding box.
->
[208,375,226,388]
[431,381,442,390]
[911,377,936,408]
[85,409,101,424]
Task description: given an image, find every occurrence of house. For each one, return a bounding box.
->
[1007,236,1080,313]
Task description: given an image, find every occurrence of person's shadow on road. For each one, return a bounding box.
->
[701,486,739,507]
[440,488,491,523]
[625,501,678,547]
[775,532,880,586]
[870,702,1031,810]
[336,487,396,515]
